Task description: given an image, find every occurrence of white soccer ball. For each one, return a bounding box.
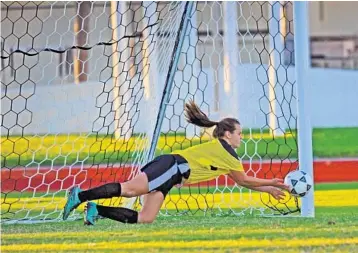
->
[284,170,313,197]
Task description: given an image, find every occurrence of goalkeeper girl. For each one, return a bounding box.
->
[63,101,289,225]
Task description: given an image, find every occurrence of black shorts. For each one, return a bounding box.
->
[140,154,190,197]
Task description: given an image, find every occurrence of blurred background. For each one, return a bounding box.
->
[1,1,358,135]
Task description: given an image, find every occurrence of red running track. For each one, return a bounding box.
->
[1,160,357,192]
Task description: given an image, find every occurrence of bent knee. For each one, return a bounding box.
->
[138,213,156,224]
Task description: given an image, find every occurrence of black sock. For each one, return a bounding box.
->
[96,205,138,224]
[78,183,121,202]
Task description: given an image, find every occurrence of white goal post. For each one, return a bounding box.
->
[293,1,315,217]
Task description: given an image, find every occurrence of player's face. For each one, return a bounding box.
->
[230,124,242,149]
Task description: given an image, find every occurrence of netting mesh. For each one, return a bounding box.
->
[1,1,300,223]
[156,1,299,216]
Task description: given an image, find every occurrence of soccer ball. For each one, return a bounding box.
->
[284,170,313,197]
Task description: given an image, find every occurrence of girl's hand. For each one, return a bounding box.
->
[271,178,290,191]
[267,186,286,201]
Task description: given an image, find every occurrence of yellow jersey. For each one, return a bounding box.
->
[171,139,244,184]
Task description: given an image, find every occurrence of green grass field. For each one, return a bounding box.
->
[1,182,358,253]
[2,127,358,168]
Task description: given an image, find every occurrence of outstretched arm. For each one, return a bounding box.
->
[229,170,289,189]
[228,171,288,200]
[245,185,286,201]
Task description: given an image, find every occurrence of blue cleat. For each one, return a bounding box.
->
[63,186,82,220]
[84,202,99,225]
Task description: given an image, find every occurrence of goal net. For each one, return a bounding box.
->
[1,1,301,223]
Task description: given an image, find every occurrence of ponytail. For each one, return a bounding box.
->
[184,100,218,128]
[184,100,240,139]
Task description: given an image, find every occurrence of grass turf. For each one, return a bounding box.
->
[1,206,357,252]
[1,182,358,253]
